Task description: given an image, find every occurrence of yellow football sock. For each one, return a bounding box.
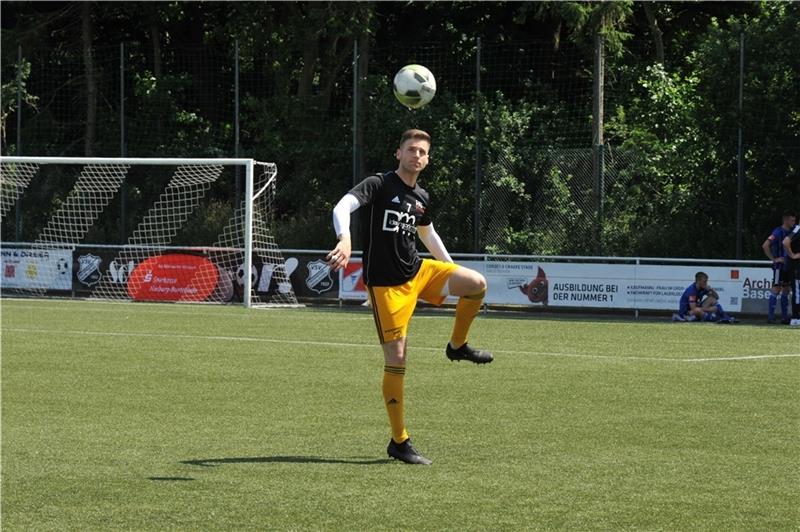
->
[450,289,485,348]
[383,365,409,444]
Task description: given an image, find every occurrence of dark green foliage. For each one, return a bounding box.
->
[603,3,799,258]
[1,2,797,257]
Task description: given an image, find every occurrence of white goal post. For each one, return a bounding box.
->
[0,156,297,307]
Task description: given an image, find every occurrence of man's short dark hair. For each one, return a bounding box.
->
[400,129,431,147]
[695,271,708,282]
[782,210,797,219]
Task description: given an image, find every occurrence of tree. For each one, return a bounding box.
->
[1,57,37,153]
[2,1,796,256]
[689,2,800,254]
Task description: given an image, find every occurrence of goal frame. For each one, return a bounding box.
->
[1,156,271,308]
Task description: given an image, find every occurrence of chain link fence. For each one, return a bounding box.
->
[3,33,797,258]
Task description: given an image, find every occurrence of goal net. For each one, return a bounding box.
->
[0,157,297,307]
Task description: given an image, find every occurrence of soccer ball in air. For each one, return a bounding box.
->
[393,64,436,109]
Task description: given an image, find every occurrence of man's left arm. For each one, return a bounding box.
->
[417,223,453,263]
[784,232,800,260]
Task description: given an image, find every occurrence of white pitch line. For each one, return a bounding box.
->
[3,328,380,351]
[5,327,797,363]
[490,348,675,363]
[3,327,663,361]
[684,354,800,362]
[0,302,375,321]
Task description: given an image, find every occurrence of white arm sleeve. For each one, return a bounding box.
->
[333,193,361,238]
[417,223,453,263]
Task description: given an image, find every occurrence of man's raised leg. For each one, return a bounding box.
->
[445,267,493,364]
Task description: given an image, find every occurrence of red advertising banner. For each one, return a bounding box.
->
[339,258,367,300]
[127,254,219,302]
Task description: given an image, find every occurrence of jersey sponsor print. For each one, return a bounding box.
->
[349,171,432,286]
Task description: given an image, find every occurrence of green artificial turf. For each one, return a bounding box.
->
[2,299,798,530]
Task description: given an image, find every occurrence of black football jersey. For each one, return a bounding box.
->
[348,171,432,286]
[790,224,800,252]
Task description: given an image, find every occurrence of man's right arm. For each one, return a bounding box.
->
[762,234,777,261]
[684,287,698,311]
[326,194,360,271]
[326,175,382,271]
[333,194,360,240]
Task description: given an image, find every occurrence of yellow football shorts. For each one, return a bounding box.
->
[367,259,459,344]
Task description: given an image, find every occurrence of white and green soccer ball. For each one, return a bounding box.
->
[393,64,436,109]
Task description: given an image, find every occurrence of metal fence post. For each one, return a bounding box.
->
[120,42,125,156]
[15,45,23,240]
[593,31,605,256]
[16,45,22,156]
[352,39,359,187]
[235,39,241,209]
[235,39,240,158]
[735,31,745,259]
[474,37,482,253]
[350,39,361,247]
[120,42,127,243]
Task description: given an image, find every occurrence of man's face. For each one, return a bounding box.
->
[696,277,708,290]
[783,215,797,228]
[396,138,430,174]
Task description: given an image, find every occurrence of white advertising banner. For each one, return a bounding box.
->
[1,247,73,290]
[483,260,635,308]
[481,260,773,313]
[737,267,782,314]
[613,264,742,311]
[337,256,773,314]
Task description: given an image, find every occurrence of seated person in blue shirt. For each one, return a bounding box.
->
[674,271,733,322]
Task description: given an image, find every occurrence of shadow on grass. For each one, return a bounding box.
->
[148,476,195,481]
[181,456,392,467]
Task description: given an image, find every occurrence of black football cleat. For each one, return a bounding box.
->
[387,439,432,465]
[446,342,494,364]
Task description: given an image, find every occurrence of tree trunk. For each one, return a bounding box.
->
[552,20,562,52]
[551,19,562,80]
[320,35,353,116]
[297,31,320,101]
[151,20,163,79]
[643,2,665,65]
[81,2,96,156]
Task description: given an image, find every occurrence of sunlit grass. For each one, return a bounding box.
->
[2,299,798,530]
